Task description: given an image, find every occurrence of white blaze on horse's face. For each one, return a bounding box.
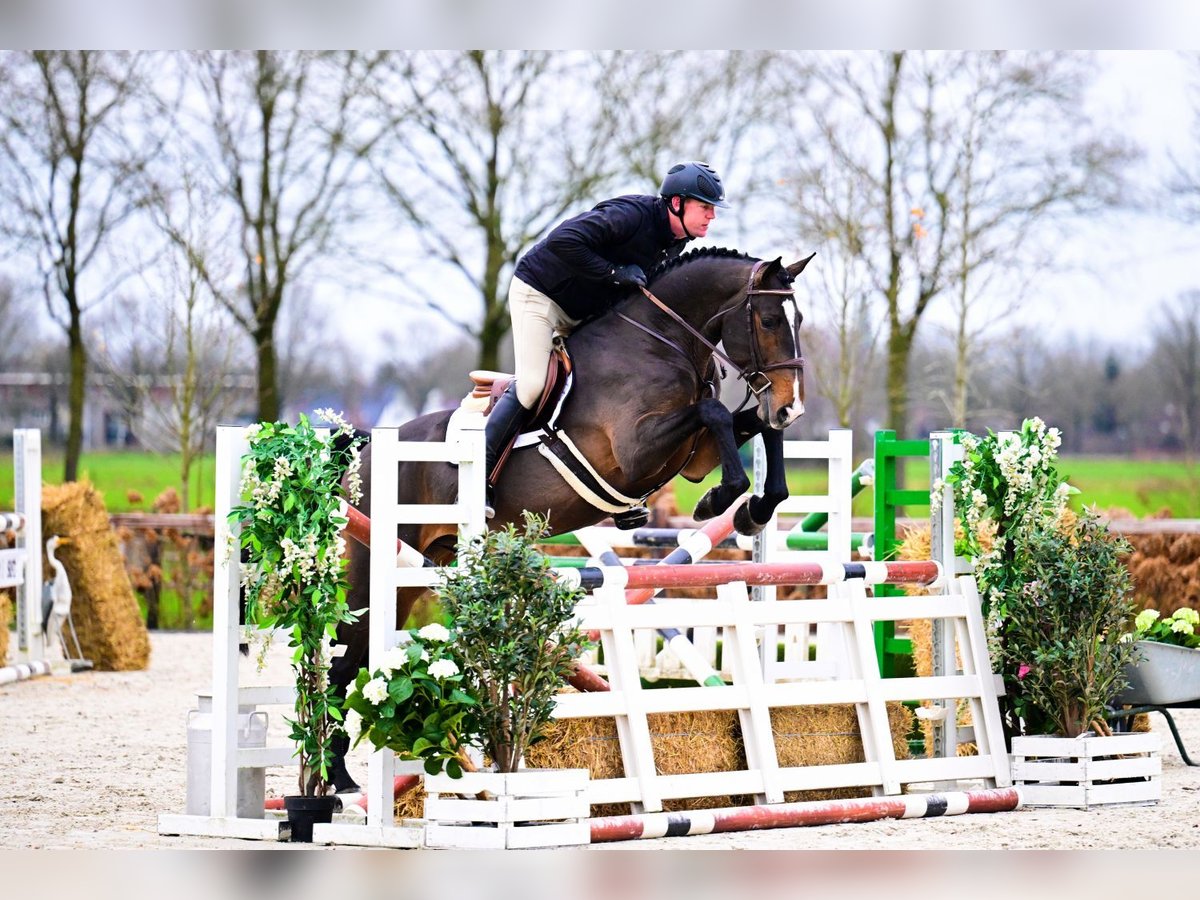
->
[755,296,805,429]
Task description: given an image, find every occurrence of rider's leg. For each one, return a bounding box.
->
[485,279,576,518]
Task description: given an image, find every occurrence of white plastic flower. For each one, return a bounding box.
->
[418,623,451,642]
[427,659,460,679]
[378,645,409,677]
[1171,619,1194,636]
[344,707,363,743]
[1175,608,1199,626]
[362,677,389,705]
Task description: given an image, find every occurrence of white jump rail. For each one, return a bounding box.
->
[2,429,47,681]
[549,569,1009,814]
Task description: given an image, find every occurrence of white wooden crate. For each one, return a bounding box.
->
[423,768,590,849]
[1011,732,1161,809]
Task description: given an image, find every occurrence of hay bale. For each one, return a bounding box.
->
[524,706,741,816]
[42,482,149,671]
[0,589,11,663]
[1168,533,1200,566]
[771,702,914,801]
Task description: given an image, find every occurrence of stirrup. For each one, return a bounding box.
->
[612,506,650,530]
[484,488,496,520]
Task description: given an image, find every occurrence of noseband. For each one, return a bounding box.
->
[624,259,805,400]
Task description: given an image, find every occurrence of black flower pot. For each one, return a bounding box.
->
[283,794,338,843]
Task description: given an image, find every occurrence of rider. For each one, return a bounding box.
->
[483,161,731,519]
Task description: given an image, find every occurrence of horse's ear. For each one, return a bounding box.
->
[786,253,816,278]
[754,256,785,286]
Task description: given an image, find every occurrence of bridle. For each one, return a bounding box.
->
[615,259,805,407]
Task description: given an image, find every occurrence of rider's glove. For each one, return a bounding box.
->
[611,264,647,289]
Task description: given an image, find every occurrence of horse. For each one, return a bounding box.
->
[327,246,814,791]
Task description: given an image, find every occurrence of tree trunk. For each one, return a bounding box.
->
[64,313,87,482]
[885,326,913,440]
[255,329,280,422]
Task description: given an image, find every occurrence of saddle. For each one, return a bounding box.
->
[465,343,650,529]
[468,341,572,431]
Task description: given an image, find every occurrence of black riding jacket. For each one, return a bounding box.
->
[513,194,692,320]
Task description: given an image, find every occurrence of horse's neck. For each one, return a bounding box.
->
[619,268,739,337]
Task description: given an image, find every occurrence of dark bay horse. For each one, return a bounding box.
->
[328,246,813,791]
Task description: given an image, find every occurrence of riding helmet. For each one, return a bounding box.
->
[659,161,731,208]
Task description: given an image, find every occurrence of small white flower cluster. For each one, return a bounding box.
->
[344,707,363,743]
[280,532,322,583]
[418,623,450,642]
[314,407,352,433]
[345,445,363,505]
[239,459,283,511]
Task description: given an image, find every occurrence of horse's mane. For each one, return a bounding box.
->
[647,246,755,283]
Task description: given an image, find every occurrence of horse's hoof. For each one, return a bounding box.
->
[693,487,727,521]
[733,502,767,537]
[613,506,650,530]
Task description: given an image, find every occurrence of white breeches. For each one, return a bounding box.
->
[507,276,581,409]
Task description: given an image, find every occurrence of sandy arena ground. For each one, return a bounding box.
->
[2,631,1199,851]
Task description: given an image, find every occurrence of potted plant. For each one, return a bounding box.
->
[941,419,1150,732]
[342,621,478,777]
[231,410,364,841]
[347,512,593,848]
[997,513,1139,739]
[1118,607,1200,706]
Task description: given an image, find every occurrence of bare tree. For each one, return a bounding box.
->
[782,51,1133,438]
[0,278,45,371]
[96,165,247,512]
[602,51,782,243]
[173,51,387,421]
[0,51,162,479]
[1149,291,1200,457]
[372,51,621,371]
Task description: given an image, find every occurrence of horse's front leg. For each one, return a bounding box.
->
[729,410,787,536]
[691,398,753,522]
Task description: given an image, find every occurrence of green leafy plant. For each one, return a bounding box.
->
[999,513,1138,737]
[436,512,590,773]
[1127,607,1200,650]
[343,623,478,777]
[231,410,364,796]
[939,417,1138,737]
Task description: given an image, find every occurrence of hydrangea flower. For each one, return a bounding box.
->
[427,659,460,679]
[418,623,451,642]
[362,677,389,705]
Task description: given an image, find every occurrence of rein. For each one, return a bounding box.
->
[620,259,805,403]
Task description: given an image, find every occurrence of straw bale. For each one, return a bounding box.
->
[771,702,914,801]
[394,782,425,821]
[42,482,149,671]
[0,589,11,663]
[1168,534,1200,566]
[524,705,742,816]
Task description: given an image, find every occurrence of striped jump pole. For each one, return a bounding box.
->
[339,501,610,694]
[589,788,1021,843]
[576,527,725,688]
[546,526,873,556]
[559,559,943,592]
[1,512,26,533]
[621,497,747,607]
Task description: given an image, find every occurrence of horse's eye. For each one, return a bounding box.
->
[760,316,781,329]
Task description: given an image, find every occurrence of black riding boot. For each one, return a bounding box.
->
[484,384,531,519]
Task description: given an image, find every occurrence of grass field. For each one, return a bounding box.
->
[0,449,216,513]
[3,447,1200,519]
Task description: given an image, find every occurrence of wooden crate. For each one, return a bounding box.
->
[423,768,590,849]
[1011,733,1161,809]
